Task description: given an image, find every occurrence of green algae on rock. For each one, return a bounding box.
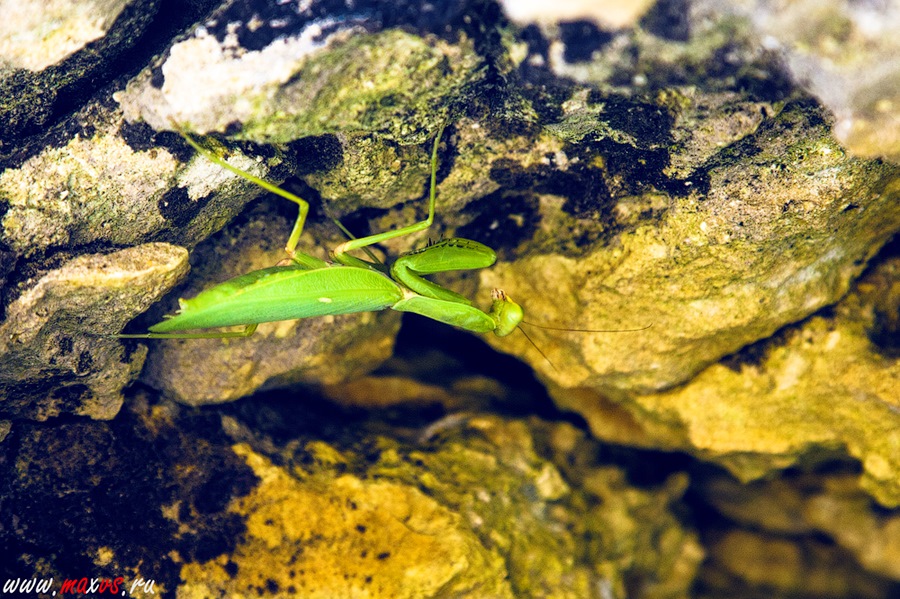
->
[302,133,439,216]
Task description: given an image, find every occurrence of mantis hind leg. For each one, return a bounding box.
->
[331,126,445,265]
[117,324,259,340]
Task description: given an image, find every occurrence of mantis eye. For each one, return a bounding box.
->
[490,288,524,337]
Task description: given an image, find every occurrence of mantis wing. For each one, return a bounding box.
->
[149,266,404,332]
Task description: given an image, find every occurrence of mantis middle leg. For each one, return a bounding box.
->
[331,126,445,266]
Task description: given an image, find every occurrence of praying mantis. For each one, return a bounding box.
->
[120,123,648,350]
[120,125,526,340]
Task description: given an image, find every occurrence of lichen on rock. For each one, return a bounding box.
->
[120,18,483,145]
[482,99,899,394]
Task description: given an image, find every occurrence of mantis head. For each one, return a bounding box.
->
[490,288,524,337]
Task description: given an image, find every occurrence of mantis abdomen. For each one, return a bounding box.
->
[149,266,404,332]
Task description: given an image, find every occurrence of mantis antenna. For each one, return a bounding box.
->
[516,326,558,372]
[521,321,652,333]
[516,321,651,370]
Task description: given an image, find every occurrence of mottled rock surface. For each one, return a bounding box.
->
[0,243,186,419]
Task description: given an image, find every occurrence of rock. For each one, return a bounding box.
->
[0,101,281,413]
[706,529,892,598]
[1,1,899,595]
[704,471,900,582]
[739,0,900,162]
[0,108,278,258]
[118,9,483,144]
[0,393,701,598]
[483,99,899,392]
[0,243,186,419]
[183,413,701,598]
[559,255,900,506]
[0,0,164,159]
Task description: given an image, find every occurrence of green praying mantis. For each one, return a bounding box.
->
[120,123,647,352]
[121,125,527,340]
